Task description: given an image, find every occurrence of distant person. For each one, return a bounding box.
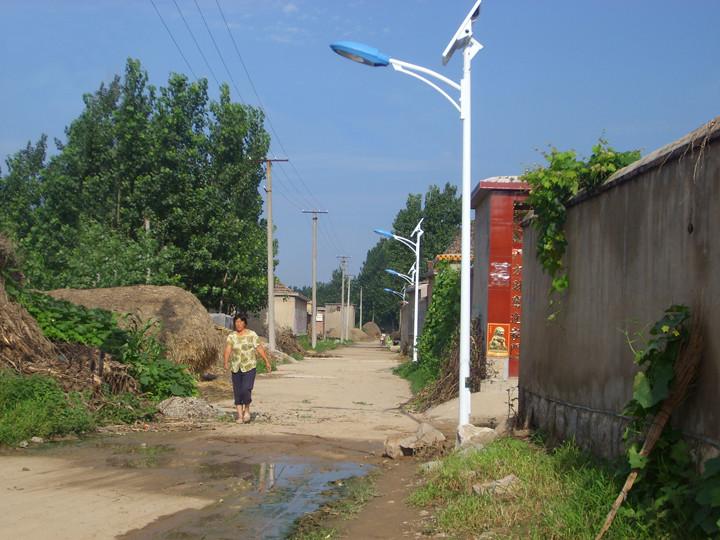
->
[223,314,272,424]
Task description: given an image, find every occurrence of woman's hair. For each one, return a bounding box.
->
[233,313,248,326]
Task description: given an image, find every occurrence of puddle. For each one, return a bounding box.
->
[9,430,373,539]
[122,460,371,539]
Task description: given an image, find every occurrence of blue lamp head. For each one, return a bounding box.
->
[383,288,394,294]
[374,228,394,239]
[330,41,390,67]
[385,269,400,277]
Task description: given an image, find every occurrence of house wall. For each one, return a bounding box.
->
[324,303,355,339]
[294,299,308,336]
[519,119,720,459]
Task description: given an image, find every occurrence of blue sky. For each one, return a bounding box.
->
[2,1,719,288]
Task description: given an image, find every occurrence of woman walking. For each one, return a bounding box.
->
[223,314,272,423]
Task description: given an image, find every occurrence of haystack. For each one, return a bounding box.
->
[351,328,371,341]
[48,285,222,374]
[362,321,381,338]
[0,236,136,394]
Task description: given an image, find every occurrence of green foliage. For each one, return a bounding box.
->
[416,263,460,376]
[0,370,95,445]
[393,361,436,394]
[9,285,195,401]
[94,391,157,425]
[117,318,196,400]
[8,285,128,354]
[523,140,640,295]
[411,437,653,539]
[297,335,340,353]
[0,58,270,312]
[352,183,461,330]
[620,305,720,536]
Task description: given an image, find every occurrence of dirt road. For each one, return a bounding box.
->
[0,343,422,539]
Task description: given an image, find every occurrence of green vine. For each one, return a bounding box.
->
[523,140,640,297]
[620,305,720,536]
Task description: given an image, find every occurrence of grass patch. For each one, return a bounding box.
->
[0,370,95,445]
[0,370,157,446]
[411,437,681,539]
[297,335,342,354]
[393,361,435,394]
[288,473,378,540]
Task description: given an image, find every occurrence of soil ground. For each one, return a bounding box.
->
[0,342,443,539]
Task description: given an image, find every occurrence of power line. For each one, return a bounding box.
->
[192,0,246,102]
[214,0,328,215]
[150,0,198,79]
[172,0,221,88]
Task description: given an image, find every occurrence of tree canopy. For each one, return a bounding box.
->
[0,59,271,312]
[354,183,461,330]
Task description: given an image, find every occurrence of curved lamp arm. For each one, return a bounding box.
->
[389,60,461,114]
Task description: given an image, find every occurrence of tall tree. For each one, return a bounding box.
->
[0,59,271,312]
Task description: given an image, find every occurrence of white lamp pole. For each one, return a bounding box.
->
[377,217,423,362]
[331,0,483,431]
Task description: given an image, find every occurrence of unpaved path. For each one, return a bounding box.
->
[0,343,424,539]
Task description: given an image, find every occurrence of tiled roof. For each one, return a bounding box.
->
[274,281,309,302]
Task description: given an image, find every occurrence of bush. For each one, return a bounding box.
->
[120,318,196,400]
[416,263,460,378]
[0,370,95,445]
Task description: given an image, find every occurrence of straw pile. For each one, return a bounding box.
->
[0,236,136,394]
[48,285,222,374]
[362,321,381,338]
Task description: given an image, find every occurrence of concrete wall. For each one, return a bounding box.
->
[273,296,308,335]
[324,303,355,339]
[519,117,720,459]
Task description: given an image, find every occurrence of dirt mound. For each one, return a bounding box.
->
[48,285,222,374]
[351,328,370,341]
[156,396,226,420]
[362,321,381,338]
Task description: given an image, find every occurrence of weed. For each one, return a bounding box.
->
[410,438,669,539]
[297,335,341,354]
[288,473,378,540]
[0,370,95,445]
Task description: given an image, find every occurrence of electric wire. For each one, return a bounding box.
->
[214,0,329,214]
[172,0,221,88]
[150,0,198,79]
[192,0,246,103]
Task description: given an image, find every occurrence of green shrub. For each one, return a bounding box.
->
[0,370,95,445]
[120,318,196,400]
[416,263,460,377]
[394,362,435,394]
[95,391,156,424]
[7,285,128,354]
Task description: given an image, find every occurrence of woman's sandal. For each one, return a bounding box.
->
[243,411,251,423]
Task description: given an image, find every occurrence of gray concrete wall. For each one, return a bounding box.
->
[519,117,720,459]
[324,303,355,339]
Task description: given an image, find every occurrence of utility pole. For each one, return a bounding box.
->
[337,256,350,341]
[347,275,353,337]
[359,287,363,329]
[302,210,328,349]
[263,158,288,352]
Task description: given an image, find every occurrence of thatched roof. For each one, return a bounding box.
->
[48,285,222,374]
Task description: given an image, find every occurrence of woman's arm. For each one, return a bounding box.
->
[223,342,232,371]
[256,344,272,372]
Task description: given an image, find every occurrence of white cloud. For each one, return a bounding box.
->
[282,3,299,15]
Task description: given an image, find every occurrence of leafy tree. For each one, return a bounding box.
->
[0,59,271,312]
[352,183,461,330]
